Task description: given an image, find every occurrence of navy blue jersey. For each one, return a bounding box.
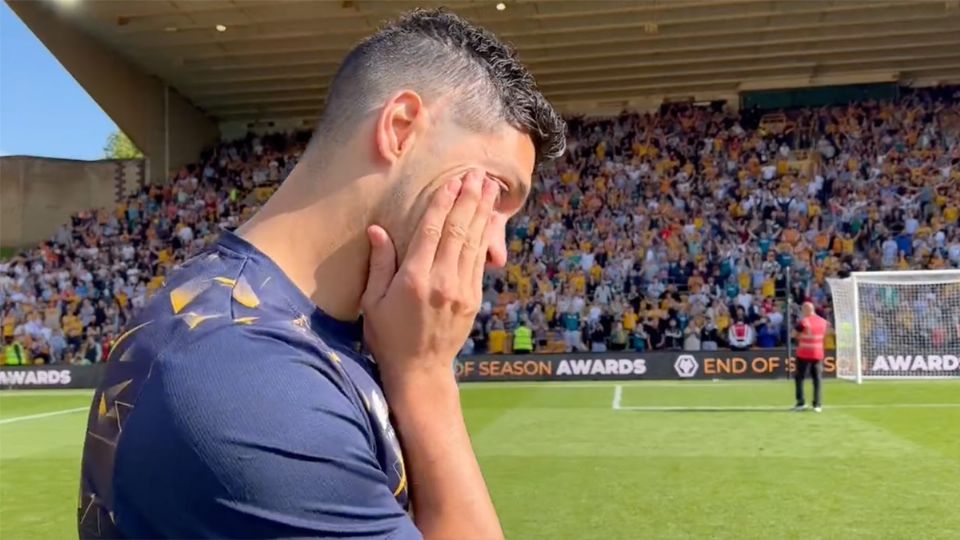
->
[78,232,417,539]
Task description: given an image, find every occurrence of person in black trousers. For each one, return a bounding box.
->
[794,302,829,412]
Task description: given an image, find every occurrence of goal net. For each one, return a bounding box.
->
[828,270,960,383]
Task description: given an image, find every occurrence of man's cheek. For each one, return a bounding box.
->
[395,182,441,260]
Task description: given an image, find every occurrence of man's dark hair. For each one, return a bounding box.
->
[315,8,566,164]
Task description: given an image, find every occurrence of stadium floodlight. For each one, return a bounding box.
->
[828,270,960,383]
[51,0,80,9]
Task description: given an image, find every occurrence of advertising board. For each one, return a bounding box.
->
[455,350,837,382]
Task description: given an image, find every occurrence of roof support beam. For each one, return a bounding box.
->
[6,0,219,183]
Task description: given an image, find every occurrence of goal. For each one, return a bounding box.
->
[828,270,960,383]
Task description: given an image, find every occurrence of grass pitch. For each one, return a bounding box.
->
[1,380,959,539]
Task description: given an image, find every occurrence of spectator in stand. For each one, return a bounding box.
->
[49,328,67,363]
[756,317,779,348]
[728,313,756,351]
[487,316,508,354]
[80,335,103,364]
[469,320,486,355]
[683,317,703,351]
[701,319,721,351]
[28,337,51,365]
[561,308,584,352]
[663,318,683,350]
[609,322,628,351]
[588,320,607,352]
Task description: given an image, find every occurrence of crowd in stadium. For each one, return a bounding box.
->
[0,132,309,365]
[2,87,959,363]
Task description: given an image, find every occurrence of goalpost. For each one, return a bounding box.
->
[828,270,960,383]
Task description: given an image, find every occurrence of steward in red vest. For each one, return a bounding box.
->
[794,302,829,411]
[796,311,828,361]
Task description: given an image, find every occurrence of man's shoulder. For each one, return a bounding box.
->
[111,299,361,445]
[115,245,335,370]
[127,298,338,379]
[148,319,355,415]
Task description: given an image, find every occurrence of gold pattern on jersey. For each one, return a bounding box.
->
[232,276,260,309]
[180,312,222,330]
[170,279,212,314]
[108,320,153,360]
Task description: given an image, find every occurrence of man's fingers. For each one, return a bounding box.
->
[468,179,499,283]
[472,232,492,301]
[362,225,397,305]
[404,177,461,273]
[434,170,484,273]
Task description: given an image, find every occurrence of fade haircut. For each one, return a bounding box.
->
[314,8,566,164]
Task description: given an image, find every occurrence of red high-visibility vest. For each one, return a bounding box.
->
[797,315,828,361]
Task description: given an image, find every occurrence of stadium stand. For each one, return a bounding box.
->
[2,88,959,364]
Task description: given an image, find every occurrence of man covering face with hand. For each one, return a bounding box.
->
[78,8,565,540]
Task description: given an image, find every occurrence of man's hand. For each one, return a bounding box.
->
[361,169,499,383]
[360,169,504,540]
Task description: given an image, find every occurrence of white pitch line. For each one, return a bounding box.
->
[611,384,623,410]
[0,407,89,425]
[0,389,94,397]
[616,403,960,412]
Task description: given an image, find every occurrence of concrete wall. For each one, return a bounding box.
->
[6,1,219,184]
[0,156,144,250]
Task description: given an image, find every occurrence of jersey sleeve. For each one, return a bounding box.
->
[111,331,422,540]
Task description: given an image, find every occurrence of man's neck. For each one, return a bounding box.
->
[236,166,376,322]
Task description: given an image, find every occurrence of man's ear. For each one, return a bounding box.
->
[375,90,424,165]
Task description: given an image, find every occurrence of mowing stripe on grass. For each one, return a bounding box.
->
[0,407,89,425]
[616,403,960,412]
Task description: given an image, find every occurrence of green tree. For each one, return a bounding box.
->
[103,131,143,159]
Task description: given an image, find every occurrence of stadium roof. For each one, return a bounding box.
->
[27,0,960,123]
